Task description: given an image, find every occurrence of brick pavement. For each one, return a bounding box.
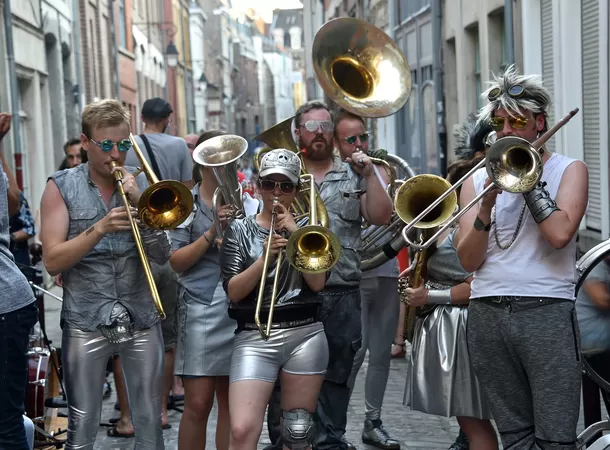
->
[40,286,591,449]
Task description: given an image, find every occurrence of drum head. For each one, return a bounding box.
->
[575,240,610,394]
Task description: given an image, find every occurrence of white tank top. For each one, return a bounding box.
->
[470,153,579,300]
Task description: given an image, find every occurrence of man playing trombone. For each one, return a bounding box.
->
[457,65,588,450]
[40,99,169,449]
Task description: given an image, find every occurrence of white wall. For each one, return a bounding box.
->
[189,5,207,133]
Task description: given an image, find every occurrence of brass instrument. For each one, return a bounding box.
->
[127,133,194,230]
[394,108,580,252]
[394,176,457,342]
[110,160,166,320]
[192,134,249,237]
[254,118,330,229]
[312,17,412,118]
[254,175,341,340]
[287,174,341,273]
[254,198,284,341]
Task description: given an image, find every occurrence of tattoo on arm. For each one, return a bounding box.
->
[86,226,95,235]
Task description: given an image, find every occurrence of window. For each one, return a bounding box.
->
[474,28,482,109]
[118,0,127,48]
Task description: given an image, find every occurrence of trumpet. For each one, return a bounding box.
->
[254,175,341,340]
[394,108,580,252]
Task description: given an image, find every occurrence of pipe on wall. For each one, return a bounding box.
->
[504,0,515,65]
[432,0,446,175]
[3,0,23,188]
[109,0,121,100]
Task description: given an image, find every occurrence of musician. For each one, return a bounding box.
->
[262,101,393,450]
[0,112,39,450]
[331,108,400,450]
[169,130,236,450]
[220,148,329,450]
[401,155,497,450]
[40,98,168,449]
[457,65,588,449]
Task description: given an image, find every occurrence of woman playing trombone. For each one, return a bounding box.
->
[220,149,328,450]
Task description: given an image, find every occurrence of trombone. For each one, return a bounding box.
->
[394,109,579,252]
[109,133,194,320]
[254,174,341,340]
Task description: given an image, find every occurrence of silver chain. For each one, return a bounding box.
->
[491,201,527,250]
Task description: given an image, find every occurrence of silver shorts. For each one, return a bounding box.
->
[230,322,329,384]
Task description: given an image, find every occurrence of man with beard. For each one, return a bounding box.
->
[266,101,394,450]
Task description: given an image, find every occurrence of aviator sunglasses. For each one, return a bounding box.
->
[344,132,370,145]
[300,120,334,133]
[259,179,297,194]
[489,115,529,132]
[89,138,132,153]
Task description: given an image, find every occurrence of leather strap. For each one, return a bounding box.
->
[139,134,163,180]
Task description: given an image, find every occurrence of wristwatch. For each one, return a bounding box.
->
[474,216,491,232]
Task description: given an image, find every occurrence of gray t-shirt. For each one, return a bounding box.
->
[125,133,192,182]
[0,161,35,314]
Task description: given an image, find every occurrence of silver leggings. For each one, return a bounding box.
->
[347,277,400,420]
[61,324,165,450]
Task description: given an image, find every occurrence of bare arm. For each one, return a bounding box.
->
[226,256,267,303]
[534,161,588,249]
[360,168,393,225]
[456,177,497,273]
[1,152,20,216]
[170,230,216,273]
[302,272,326,293]
[449,277,473,305]
[41,180,133,276]
[582,280,610,310]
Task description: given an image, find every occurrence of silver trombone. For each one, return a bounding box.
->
[192,134,249,238]
[394,108,580,252]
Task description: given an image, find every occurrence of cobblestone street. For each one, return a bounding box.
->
[40,286,590,450]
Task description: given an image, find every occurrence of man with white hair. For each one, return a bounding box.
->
[457,65,588,449]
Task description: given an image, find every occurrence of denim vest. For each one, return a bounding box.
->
[318,157,364,288]
[52,163,171,331]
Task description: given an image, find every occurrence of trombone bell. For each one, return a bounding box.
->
[486,136,542,193]
[138,180,194,230]
[393,174,457,230]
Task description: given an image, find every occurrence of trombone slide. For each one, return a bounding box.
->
[111,162,166,320]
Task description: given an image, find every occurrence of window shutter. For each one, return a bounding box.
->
[541,0,555,153]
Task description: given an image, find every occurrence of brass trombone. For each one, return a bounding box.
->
[254,175,341,340]
[393,108,579,252]
[109,133,194,320]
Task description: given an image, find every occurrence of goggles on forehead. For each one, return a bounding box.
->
[488,84,525,102]
[344,132,369,145]
[258,179,297,194]
[489,115,529,132]
[301,120,334,133]
[90,138,132,153]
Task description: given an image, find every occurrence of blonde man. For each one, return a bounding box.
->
[40,99,169,449]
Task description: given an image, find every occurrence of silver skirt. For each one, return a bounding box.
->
[174,281,235,377]
[403,305,493,419]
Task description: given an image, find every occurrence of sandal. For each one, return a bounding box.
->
[391,341,406,358]
[107,426,135,438]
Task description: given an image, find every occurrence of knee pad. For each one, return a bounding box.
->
[281,409,315,450]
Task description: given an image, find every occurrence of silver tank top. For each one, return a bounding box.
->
[426,228,471,289]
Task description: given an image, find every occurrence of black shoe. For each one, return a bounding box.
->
[448,429,469,450]
[341,435,357,450]
[103,380,112,400]
[361,420,400,450]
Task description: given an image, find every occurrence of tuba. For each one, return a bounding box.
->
[312,17,416,271]
[109,133,195,319]
[254,118,330,229]
[192,135,249,237]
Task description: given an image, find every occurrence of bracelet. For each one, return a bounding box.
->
[427,289,452,305]
[203,232,213,245]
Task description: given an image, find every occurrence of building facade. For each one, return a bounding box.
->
[114,0,137,131]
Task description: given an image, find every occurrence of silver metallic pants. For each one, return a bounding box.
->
[347,277,400,420]
[61,324,165,450]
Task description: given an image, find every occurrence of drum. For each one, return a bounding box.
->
[575,240,610,449]
[25,348,51,420]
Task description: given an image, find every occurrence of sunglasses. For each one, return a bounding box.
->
[90,138,132,153]
[344,132,369,145]
[488,84,525,102]
[301,120,334,133]
[259,179,297,194]
[489,115,529,132]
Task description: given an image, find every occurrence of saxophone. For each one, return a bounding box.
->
[398,229,434,343]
